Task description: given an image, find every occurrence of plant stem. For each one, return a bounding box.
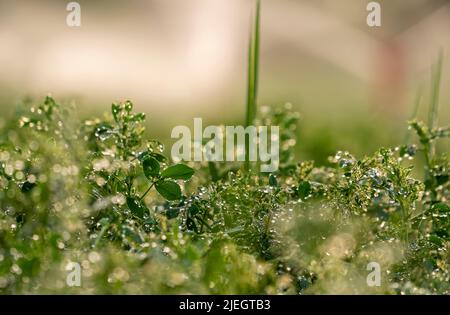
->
[140,182,155,200]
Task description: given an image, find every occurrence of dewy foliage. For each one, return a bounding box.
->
[0,90,448,294]
[0,2,449,295]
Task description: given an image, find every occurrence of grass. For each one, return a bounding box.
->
[428,50,443,158]
[245,0,261,129]
[245,0,261,172]
[0,1,449,295]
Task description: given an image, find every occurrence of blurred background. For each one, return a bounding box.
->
[0,0,449,164]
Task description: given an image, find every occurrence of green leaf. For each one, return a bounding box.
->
[161,164,194,180]
[111,103,120,122]
[189,203,200,216]
[137,151,166,163]
[126,196,147,219]
[94,123,113,141]
[186,218,198,232]
[269,174,278,187]
[151,152,167,162]
[433,202,450,213]
[428,234,443,246]
[133,113,145,122]
[436,175,449,186]
[124,100,133,112]
[155,180,182,200]
[166,208,180,219]
[298,181,311,199]
[21,181,36,193]
[142,156,160,179]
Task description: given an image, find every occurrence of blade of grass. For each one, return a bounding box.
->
[245,0,261,127]
[428,50,443,150]
[424,50,443,196]
[404,84,423,144]
[245,0,261,171]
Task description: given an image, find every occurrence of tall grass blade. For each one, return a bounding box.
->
[404,84,423,144]
[245,0,261,127]
[428,50,443,156]
[245,0,261,171]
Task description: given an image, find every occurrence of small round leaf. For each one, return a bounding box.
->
[155,180,182,200]
[142,156,160,179]
[161,164,194,180]
[298,181,311,199]
[126,196,146,219]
